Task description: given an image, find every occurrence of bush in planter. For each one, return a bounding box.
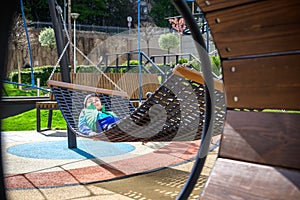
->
[210,56,222,76]
[9,65,72,86]
[76,65,99,73]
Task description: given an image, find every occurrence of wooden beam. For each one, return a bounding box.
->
[220,110,300,169]
[204,0,300,58]
[47,80,129,98]
[173,65,224,92]
[200,158,300,200]
[195,0,257,13]
[222,54,300,110]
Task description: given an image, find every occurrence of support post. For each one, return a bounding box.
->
[48,0,77,148]
[138,0,143,103]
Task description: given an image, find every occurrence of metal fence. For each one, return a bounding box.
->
[28,21,128,34]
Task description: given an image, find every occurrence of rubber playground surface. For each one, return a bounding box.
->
[2,130,219,199]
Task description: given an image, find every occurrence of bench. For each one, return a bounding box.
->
[194,0,300,199]
[36,93,59,132]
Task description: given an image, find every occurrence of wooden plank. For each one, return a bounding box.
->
[222,54,300,110]
[200,158,300,200]
[47,80,129,98]
[204,0,300,58]
[219,110,300,169]
[173,65,224,92]
[195,0,256,13]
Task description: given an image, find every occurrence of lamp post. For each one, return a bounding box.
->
[127,16,132,52]
[127,16,132,34]
[71,12,79,73]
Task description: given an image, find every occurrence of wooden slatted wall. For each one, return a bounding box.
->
[195,0,300,199]
[51,73,160,100]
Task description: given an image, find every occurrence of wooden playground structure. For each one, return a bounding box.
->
[195,0,300,199]
[0,0,300,199]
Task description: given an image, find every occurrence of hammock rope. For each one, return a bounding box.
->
[48,3,124,92]
[48,65,225,142]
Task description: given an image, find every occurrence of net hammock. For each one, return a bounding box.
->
[48,65,225,142]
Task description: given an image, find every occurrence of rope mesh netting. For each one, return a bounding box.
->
[49,67,226,142]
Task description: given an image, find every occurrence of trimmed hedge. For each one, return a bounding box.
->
[8,56,221,86]
[9,65,67,86]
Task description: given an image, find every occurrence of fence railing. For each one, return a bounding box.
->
[28,21,128,34]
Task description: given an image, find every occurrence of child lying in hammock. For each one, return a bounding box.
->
[78,94,120,135]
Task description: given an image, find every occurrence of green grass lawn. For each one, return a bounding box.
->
[1,83,67,131]
[2,83,48,96]
[2,109,67,131]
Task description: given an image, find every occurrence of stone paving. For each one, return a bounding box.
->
[2,130,219,199]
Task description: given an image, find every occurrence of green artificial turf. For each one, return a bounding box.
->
[2,83,48,97]
[2,109,66,131]
[1,83,66,131]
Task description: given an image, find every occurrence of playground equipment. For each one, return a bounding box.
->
[2,0,298,199]
[195,0,300,199]
[47,65,225,142]
[46,0,223,199]
[44,0,223,199]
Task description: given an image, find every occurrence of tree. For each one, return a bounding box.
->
[149,0,179,27]
[140,23,161,56]
[22,0,52,22]
[38,27,56,64]
[9,14,37,89]
[72,0,106,25]
[158,33,179,54]
[104,0,136,27]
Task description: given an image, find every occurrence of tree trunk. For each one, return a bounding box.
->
[17,49,22,90]
[147,40,150,56]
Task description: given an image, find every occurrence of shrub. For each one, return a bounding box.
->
[210,56,222,76]
[9,65,71,86]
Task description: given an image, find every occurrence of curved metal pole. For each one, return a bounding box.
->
[138,0,143,103]
[170,0,216,199]
[20,0,35,86]
[0,2,16,199]
[73,18,76,72]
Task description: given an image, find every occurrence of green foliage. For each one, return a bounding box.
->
[2,109,66,131]
[121,60,141,66]
[262,109,300,114]
[22,0,51,22]
[77,65,99,73]
[149,0,179,27]
[2,83,47,96]
[158,33,179,52]
[190,60,201,71]
[105,67,128,73]
[210,56,222,76]
[189,56,222,76]
[22,0,193,28]
[23,0,135,27]
[38,27,56,50]
[72,0,107,25]
[103,0,137,27]
[9,65,71,86]
[177,58,189,65]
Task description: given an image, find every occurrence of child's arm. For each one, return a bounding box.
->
[78,113,94,135]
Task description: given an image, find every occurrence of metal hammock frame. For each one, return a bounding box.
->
[48,65,225,143]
